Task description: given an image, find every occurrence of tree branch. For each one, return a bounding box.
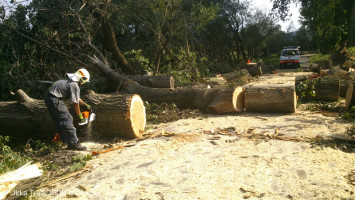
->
[61,0,109,66]
[2,24,90,69]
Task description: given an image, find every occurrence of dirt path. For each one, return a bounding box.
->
[28,108,354,200]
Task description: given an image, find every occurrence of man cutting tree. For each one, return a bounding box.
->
[44,68,91,151]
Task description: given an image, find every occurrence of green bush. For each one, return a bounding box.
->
[0,136,30,174]
[348,46,355,57]
[343,106,355,121]
[261,54,279,66]
[296,79,317,102]
[309,53,330,62]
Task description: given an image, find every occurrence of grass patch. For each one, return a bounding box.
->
[309,53,330,62]
[260,54,279,66]
[348,46,355,57]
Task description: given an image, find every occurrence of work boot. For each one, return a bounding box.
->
[67,142,87,151]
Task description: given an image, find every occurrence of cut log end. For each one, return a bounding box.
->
[207,86,245,114]
[129,95,146,138]
[234,86,245,112]
[346,82,354,110]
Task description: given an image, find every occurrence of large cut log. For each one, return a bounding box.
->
[314,78,340,101]
[340,79,351,98]
[89,56,244,113]
[244,78,297,113]
[207,86,245,113]
[126,75,174,89]
[346,82,355,110]
[0,90,146,139]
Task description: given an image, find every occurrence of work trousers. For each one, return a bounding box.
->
[44,93,78,144]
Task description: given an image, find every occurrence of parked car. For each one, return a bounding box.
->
[279,46,301,69]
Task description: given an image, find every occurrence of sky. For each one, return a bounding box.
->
[251,0,302,32]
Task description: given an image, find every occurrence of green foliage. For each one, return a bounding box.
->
[299,0,352,53]
[0,136,30,174]
[69,154,92,172]
[348,46,355,56]
[262,54,279,66]
[124,49,154,74]
[309,53,330,62]
[296,79,317,102]
[343,106,355,121]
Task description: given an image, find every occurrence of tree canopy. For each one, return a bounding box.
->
[0,0,353,101]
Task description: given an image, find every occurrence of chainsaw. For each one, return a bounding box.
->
[78,107,96,126]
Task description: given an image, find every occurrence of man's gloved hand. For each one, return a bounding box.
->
[85,103,91,110]
[78,113,84,120]
[78,113,87,124]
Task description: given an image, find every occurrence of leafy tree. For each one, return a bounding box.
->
[272,0,355,52]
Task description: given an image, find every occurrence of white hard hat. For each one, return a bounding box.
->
[74,68,90,84]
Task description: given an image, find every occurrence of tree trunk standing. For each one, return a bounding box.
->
[244,79,297,113]
[0,90,146,139]
[89,56,244,113]
[314,78,340,101]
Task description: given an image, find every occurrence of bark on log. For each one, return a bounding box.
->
[340,80,351,98]
[126,75,174,89]
[346,82,355,110]
[207,86,245,113]
[314,78,340,101]
[246,63,262,76]
[89,56,244,113]
[244,78,296,113]
[0,90,146,139]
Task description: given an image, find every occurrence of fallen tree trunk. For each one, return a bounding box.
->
[340,79,351,98]
[346,82,355,110]
[0,90,146,139]
[207,86,245,113]
[314,78,340,101]
[126,75,174,89]
[89,56,245,113]
[244,78,297,113]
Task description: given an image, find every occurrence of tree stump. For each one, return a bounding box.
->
[244,78,296,113]
[0,90,146,139]
[246,63,262,76]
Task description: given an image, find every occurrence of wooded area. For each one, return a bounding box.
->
[0,0,354,139]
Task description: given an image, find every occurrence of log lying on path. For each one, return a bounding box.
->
[0,90,146,139]
[244,77,297,113]
[207,86,245,114]
[90,56,245,113]
[126,75,174,89]
[314,78,340,101]
[346,82,355,110]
